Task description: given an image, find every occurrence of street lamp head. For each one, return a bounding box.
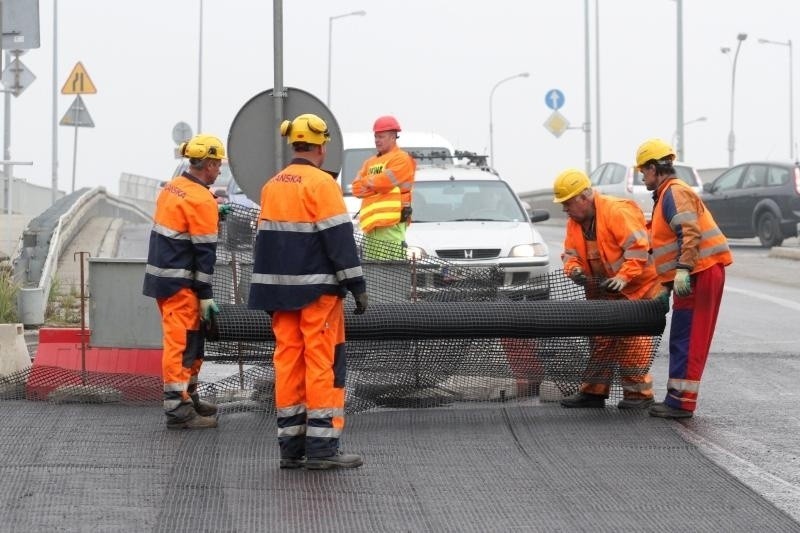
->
[758,38,768,44]
[519,72,530,78]
[351,10,366,16]
[737,33,748,41]
[721,47,731,54]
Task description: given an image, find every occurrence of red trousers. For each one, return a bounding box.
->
[665,263,726,411]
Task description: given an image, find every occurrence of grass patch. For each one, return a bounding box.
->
[0,262,19,323]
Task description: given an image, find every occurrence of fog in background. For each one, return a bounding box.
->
[5,0,798,197]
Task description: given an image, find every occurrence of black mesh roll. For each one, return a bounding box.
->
[216,299,668,342]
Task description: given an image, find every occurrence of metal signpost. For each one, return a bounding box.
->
[543,89,570,139]
[60,62,97,192]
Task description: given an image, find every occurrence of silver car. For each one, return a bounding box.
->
[589,161,702,220]
[404,164,551,300]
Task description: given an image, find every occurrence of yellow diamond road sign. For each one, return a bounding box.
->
[544,110,569,138]
[61,62,97,95]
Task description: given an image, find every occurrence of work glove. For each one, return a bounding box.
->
[568,267,588,286]
[218,204,232,221]
[200,298,220,321]
[600,276,627,293]
[673,268,692,297]
[353,292,368,315]
[655,288,671,307]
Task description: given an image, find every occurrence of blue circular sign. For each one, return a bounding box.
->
[545,89,565,110]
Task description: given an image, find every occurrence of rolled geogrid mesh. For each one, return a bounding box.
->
[1,203,666,411]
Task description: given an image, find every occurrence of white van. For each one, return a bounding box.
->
[340,131,456,217]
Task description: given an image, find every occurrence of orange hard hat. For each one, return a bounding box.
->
[373,115,402,133]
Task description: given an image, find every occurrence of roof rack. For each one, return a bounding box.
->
[408,149,498,175]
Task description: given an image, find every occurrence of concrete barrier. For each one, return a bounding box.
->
[0,323,31,376]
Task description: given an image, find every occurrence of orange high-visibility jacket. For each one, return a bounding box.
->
[562,193,659,300]
[249,159,366,312]
[143,172,218,300]
[650,178,732,282]
[351,146,415,233]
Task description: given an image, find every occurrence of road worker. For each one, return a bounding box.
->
[351,115,416,260]
[553,168,661,409]
[143,134,226,429]
[635,139,733,418]
[249,113,368,470]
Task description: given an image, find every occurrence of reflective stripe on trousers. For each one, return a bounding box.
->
[272,294,346,459]
[579,335,655,400]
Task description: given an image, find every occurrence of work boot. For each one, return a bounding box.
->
[560,392,606,408]
[305,451,364,470]
[279,457,305,470]
[190,393,218,417]
[166,413,218,430]
[617,397,655,410]
[648,402,693,419]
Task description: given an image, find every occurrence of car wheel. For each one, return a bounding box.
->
[756,211,784,248]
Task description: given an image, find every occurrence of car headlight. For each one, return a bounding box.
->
[510,243,548,257]
[406,246,427,260]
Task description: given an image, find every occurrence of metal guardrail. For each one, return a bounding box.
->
[11,187,152,326]
[518,188,565,223]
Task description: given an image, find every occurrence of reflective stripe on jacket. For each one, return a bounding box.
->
[143,173,218,300]
[249,159,366,312]
[358,186,401,233]
[561,193,660,300]
[650,178,732,282]
[351,146,415,233]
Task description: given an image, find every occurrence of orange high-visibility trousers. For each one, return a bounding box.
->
[579,335,655,400]
[271,294,346,459]
[157,287,204,418]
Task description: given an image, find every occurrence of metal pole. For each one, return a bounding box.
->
[326,11,366,109]
[489,73,529,169]
[594,0,601,164]
[728,33,747,167]
[583,0,592,173]
[676,0,685,160]
[326,16,332,106]
[197,0,203,133]
[273,0,284,177]
[71,121,78,192]
[52,0,59,204]
[791,40,794,161]
[4,51,11,211]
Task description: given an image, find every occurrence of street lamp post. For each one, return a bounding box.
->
[758,37,794,160]
[326,10,366,107]
[721,33,748,167]
[671,116,707,153]
[489,72,529,168]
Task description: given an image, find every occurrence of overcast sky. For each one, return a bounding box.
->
[4,0,798,198]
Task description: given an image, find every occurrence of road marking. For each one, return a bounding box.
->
[673,423,800,523]
[725,285,800,312]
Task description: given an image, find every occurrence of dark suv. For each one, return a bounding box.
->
[701,161,800,247]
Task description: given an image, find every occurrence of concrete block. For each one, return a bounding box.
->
[0,323,32,376]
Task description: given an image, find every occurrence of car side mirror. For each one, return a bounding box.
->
[702,182,714,193]
[214,189,229,199]
[529,209,550,223]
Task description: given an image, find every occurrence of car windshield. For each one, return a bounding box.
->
[341,146,453,195]
[412,180,527,222]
